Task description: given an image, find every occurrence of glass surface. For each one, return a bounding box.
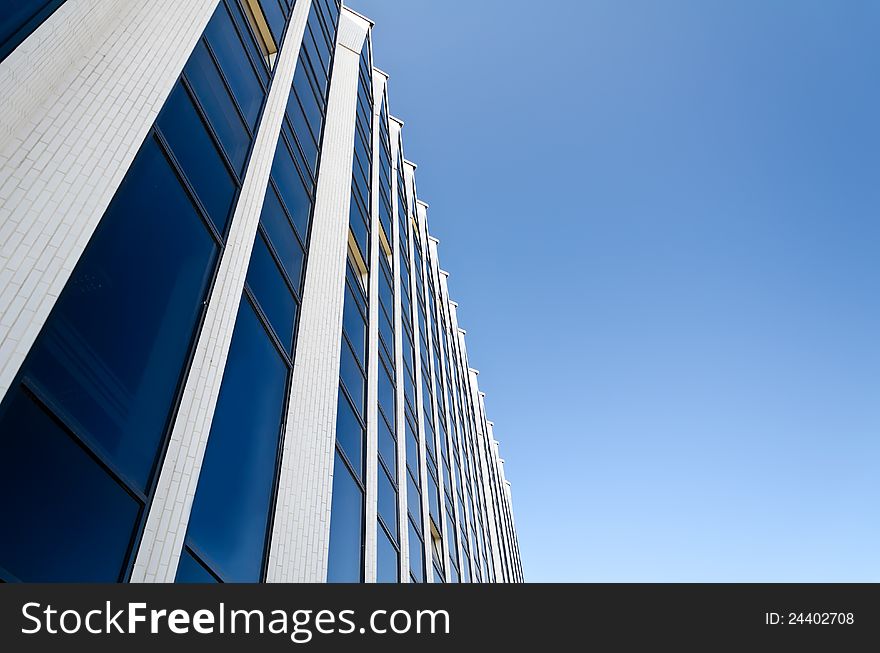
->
[271,145,312,238]
[408,520,424,583]
[339,338,364,416]
[185,300,287,582]
[335,387,363,481]
[377,466,398,540]
[293,62,323,144]
[259,188,304,292]
[258,0,286,46]
[405,417,419,476]
[225,0,269,84]
[175,549,218,583]
[342,284,366,366]
[376,526,399,583]
[377,362,395,427]
[246,232,296,350]
[407,474,421,525]
[185,40,251,174]
[286,88,319,177]
[349,193,369,261]
[377,415,396,476]
[25,137,217,490]
[157,83,236,234]
[327,452,363,583]
[205,3,264,128]
[0,389,140,582]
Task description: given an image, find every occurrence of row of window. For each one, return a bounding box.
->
[177,0,342,583]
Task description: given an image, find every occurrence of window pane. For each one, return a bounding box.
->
[407,474,421,525]
[175,549,218,584]
[342,284,366,366]
[408,520,424,583]
[286,90,318,176]
[271,146,311,239]
[260,187,304,292]
[405,417,419,476]
[258,0,286,45]
[185,300,287,582]
[205,3,264,128]
[377,362,395,427]
[327,452,363,583]
[0,389,140,582]
[378,415,396,477]
[378,466,398,540]
[376,526,399,584]
[339,338,364,416]
[157,83,236,234]
[246,231,296,350]
[335,387,363,481]
[185,40,250,174]
[24,137,217,490]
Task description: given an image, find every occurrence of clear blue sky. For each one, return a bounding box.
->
[346,0,880,582]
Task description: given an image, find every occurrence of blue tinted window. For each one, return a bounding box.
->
[185,300,287,582]
[327,452,363,583]
[407,474,421,525]
[0,389,140,582]
[335,387,363,481]
[378,416,396,477]
[224,0,270,85]
[258,0,286,45]
[205,3,264,129]
[185,41,250,174]
[408,520,424,583]
[24,137,217,490]
[286,90,319,176]
[378,362,395,426]
[271,146,312,238]
[246,232,296,350]
[378,466,398,540]
[405,418,419,476]
[342,285,366,366]
[339,339,364,415]
[175,549,218,583]
[157,83,236,234]
[349,193,369,260]
[260,188,304,291]
[376,527,399,584]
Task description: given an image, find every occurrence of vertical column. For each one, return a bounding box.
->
[267,7,370,583]
[0,0,221,403]
[130,0,315,583]
[389,115,409,582]
[363,66,388,583]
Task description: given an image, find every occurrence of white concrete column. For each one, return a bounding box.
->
[364,65,385,584]
[130,0,315,583]
[389,115,410,582]
[266,7,371,583]
[0,0,221,403]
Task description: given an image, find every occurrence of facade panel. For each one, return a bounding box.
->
[0,0,523,584]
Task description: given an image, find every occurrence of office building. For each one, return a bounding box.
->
[0,0,523,583]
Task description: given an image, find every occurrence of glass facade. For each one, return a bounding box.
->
[0,0,522,585]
